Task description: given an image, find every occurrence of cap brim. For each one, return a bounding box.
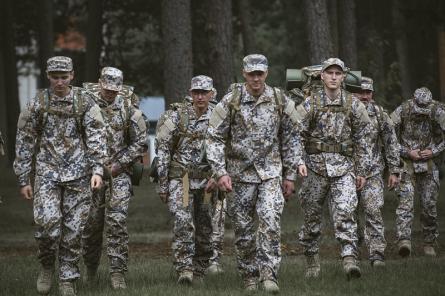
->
[244,65,268,73]
[322,64,345,72]
[190,87,213,91]
[101,83,122,91]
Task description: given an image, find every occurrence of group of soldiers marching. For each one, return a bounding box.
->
[12,53,443,296]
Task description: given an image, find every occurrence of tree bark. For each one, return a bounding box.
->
[393,0,411,99]
[37,0,54,88]
[303,0,334,64]
[203,0,233,99]
[238,0,256,56]
[328,0,339,56]
[338,0,358,68]
[162,0,193,106]
[85,0,103,82]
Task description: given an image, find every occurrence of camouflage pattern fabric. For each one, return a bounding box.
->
[243,54,268,72]
[14,87,107,281]
[82,173,132,273]
[295,89,372,258]
[209,196,226,266]
[321,57,348,72]
[299,170,358,257]
[46,56,73,72]
[100,67,123,91]
[190,75,213,91]
[82,91,148,274]
[206,84,300,283]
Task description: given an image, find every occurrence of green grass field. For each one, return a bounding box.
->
[0,171,444,295]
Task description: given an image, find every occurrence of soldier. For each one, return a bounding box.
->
[82,67,148,289]
[156,75,217,284]
[206,54,300,293]
[390,87,445,257]
[13,56,107,296]
[355,77,400,266]
[295,58,371,279]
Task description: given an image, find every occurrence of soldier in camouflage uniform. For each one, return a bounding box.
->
[355,77,400,266]
[156,75,217,284]
[295,58,371,279]
[390,87,445,257]
[13,56,107,296]
[82,67,148,289]
[206,54,300,293]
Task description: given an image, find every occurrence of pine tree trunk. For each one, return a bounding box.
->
[393,0,411,100]
[162,0,193,106]
[37,0,54,88]
[85,0,103,82]
[238,0,256,56]
[338,0,358,68]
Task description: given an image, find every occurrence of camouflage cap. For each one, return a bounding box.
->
[190,75,213,91]
[413,87,432,106]
[243,54,268,72]
[46,56,73,72]
[361,76,374,91]
[321,57,347,72]
[100,67,123,91]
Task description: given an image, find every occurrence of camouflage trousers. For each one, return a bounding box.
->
[209,196,226,265]
[168,179,213,276]
[299,170,359,258]
[83,173,132,273]
[357,174,386,261]
[227,178,284,283]
[34,175,91,281]
[396,169,439,244]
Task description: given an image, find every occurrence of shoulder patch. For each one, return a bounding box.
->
[89,104,104,124]
[131,109,147,132]
[157,117,175,141]
[17,109,31,129]
[209,103,228,128]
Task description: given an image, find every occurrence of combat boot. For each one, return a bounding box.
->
[206,262,224,275]
[342,256,361,279]
[304,254,321,279]
[423,244,437,257]
[243,277,258,292]
[110,272,127,289]
[263,279,280,294]
[177,270,193,285]
[398,240,411,258]
[371,259,386,268]
[36,266,53,295]
[59,281,76,296]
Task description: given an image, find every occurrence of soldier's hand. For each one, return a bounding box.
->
[408,149,422,161]
[217,175,232,192]
[387,174,400,190]
[282,179,295,200]
[419,149,433,160]
[91,174,103,190]
[19,185,33,200]
[205,178,217,193]
[111,162,123,178]
[356,176,366,191]
[298,164,308,177]
[159,192,169,203]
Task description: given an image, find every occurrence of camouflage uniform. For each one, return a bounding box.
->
[296,59,372,260]
[209,195,226,268]
[206,55,301,286]
[13,56,107,282]
[82,67,148,275]
[156,75,215,277]
[391,87,445,247]
[356,77,400,262]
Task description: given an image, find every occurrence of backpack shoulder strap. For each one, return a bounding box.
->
[273,87,284,116]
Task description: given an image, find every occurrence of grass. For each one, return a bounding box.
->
[0,170,444,295]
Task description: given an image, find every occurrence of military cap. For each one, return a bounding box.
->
[361,76,374,91]
[190,75,213,91]
[46,56,73,72]
[100,67,123,91]
[243,54,268,72]
[413,87,432,106]
[321,57,347,72]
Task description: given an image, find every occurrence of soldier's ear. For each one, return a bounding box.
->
[70,71,75,81]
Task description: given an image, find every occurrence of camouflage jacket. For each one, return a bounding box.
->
[14,87,107,186]
[364,102,400,177]
[94,94,148,167]
[206,84,301,183]
[156,104,213,193]
[295,89,372,178]
[390,99,445,173]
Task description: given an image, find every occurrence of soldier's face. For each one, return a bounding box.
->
[190,89,212,110]
[359,90,373,103]
[321,66,345,91]
[47,71,74,97]
[100,88,119,102]
[243,70,267,93]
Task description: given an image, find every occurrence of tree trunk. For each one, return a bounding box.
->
[37,0,54,88]
[161,0,193,106]
[328,0,339,56]
[238,0,256,56]
[85,0,103,82]
[203,0,233,99]
[338,0,358,68]
[303,0,334,64]
[0,31,7,168]
[393,0,411,100]
[1,0,20,164]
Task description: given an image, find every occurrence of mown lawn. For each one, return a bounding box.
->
[0,170,444,295]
